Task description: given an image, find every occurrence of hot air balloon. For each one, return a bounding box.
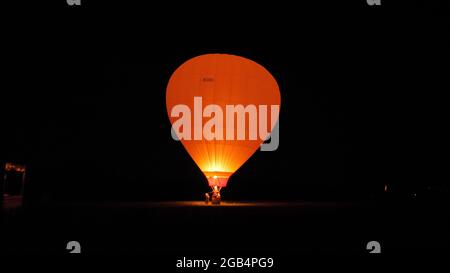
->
[166,54,280,204]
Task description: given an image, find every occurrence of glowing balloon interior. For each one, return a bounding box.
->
[166,54,281,203]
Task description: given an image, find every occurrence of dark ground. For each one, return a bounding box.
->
[1,199,448,257]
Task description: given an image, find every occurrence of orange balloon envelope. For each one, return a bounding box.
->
[166,54,280,193]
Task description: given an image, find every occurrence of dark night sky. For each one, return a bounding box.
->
[1,1,448,203]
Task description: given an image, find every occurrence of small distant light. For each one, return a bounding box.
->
[213,175,218,179]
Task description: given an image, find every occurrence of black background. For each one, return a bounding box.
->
[0,0,449,262]
[2,0,448,203]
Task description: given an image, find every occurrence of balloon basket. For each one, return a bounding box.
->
[205,185,221,205]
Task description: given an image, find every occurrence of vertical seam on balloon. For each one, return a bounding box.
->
[223,57,240,173]
[217,55,227,173]
[194,63,211,173]
[212,54,217,172]
[221,57,234,173]
[219,56,229,172]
